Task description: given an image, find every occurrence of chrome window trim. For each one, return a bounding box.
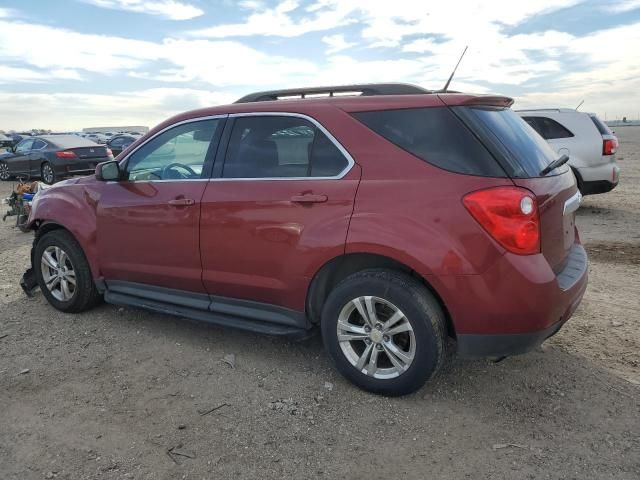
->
[113,111,355,184]
[563,189,582,215]
[216,111,355,181]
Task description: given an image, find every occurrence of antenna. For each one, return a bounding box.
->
[575,100,584,111]
[442,46,468,92]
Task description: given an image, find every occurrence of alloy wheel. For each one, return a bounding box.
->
[337,296,416,379]
[0,162,9,180]
[42,163,54,184]
[40,246,76,301]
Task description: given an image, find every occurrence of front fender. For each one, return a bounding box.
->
[29,183,100,278]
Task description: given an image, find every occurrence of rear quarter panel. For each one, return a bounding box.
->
[330,106,513,282]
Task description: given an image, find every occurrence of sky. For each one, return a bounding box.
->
[0,0,639,131]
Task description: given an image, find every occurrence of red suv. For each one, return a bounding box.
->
[21,84,587,396]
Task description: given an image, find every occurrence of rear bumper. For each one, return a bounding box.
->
[457,317,568,358]
[432,243,588,358]
[581,179,618,195]
[55,158,108,177]
[575,162,620,195]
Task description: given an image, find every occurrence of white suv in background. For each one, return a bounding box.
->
[517,109,620,195]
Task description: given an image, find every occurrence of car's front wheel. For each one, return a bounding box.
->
[41,162,57,184]
[321,269,447,396]
[0,161,10,181]
[34,230,101,313]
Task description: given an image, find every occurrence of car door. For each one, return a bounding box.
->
[10,138,35,177]
[199,113,360,311]
[28,139,48,176]
[96,116,226,293]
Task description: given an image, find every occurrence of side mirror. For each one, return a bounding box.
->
[96,160,121,181]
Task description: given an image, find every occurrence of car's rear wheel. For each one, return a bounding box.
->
[41,162,56,184]
[321,269,446,396]
[0,161,10,181]
[34,230,101,313]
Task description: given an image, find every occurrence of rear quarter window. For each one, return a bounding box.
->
[458,107,565,178]
[522,116,574,140]
[352,107,506,177]
[589,114,612,136]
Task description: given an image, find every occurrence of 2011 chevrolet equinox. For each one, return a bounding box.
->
[21,83,588,396]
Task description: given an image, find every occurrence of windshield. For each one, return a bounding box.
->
[459,107,566,177]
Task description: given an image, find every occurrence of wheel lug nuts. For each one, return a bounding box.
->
[383,335,390,342]
[375,324,382,330]
[376,344,383,351]
[365,338,371,345]
[364,326,371,333]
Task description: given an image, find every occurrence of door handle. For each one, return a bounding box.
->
[290,194,328,204]
[168,198,195,206]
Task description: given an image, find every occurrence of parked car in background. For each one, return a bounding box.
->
[106,134,138,157]
[10,134,24,147]
[21,83,587,396]
[85,133,107,144]
[0,133,13,148]
[517,109,619,195]
[0,135,113,184]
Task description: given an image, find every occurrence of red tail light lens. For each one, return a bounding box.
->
[106,148,113,157]
[463,186,540,255]
[603,138,617,155]
[55,150,77,159]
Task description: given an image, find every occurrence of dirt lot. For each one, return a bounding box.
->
[1,129,639,479]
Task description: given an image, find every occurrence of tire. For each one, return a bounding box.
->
[321,269,446,396]
[0,161,10,181]
[34,230,102,313]
[41,161,57,184]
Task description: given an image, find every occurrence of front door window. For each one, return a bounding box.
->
[125,119,220,181]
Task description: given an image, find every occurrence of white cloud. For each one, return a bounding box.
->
[188,0,356,37]
[81,0,203,20]
[0,66,83,84]
[0,88,235,131]
[322,34,357,54]
[0,7,16,18]
[0,1,638,126]
[0,20,317,87]
[607,0,640,12]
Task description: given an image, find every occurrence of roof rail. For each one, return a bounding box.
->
[234,83,431,103]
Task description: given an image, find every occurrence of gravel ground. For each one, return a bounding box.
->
[1,129,639,479]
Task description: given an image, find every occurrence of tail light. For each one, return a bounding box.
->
[603,138,617,155]
[106,148,113,157]
[55,150,77,159]
[463,186,540,255]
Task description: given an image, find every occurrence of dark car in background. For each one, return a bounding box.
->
[0,135,113,184]
[0,133,13,148]
[107,134,138,157]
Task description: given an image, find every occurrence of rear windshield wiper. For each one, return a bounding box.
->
[539,154,569,176]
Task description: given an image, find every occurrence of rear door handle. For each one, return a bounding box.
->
[290,194,328,204]
[168,198,195,206]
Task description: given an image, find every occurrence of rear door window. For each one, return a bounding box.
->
[31,139,47,150]
[222,116,349,178]
[352,107,506,177]
[522,116,574,140]
[458,107,564,177]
